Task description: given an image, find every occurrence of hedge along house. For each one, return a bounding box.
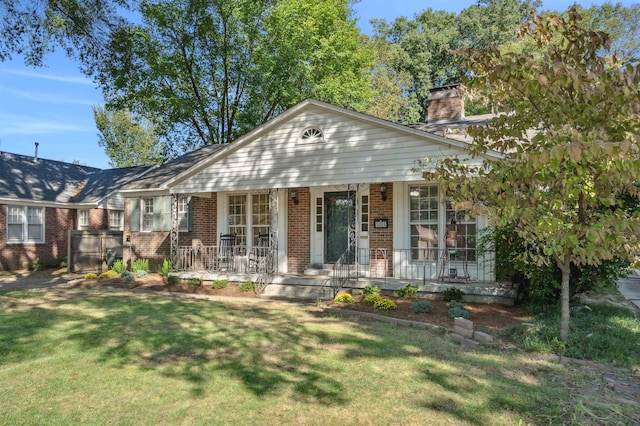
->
[121,90,516,303]
[0,146,154,271]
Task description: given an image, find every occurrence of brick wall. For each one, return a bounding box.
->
[124,195,217,271]
[88,208,110,230]
[0,204,75,270]
[287,187,310,273]
[369,183,393,276]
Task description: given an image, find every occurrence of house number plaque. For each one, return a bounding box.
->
[374,218,389,229]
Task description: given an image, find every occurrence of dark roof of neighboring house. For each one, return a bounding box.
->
[412,113,497,144]
[121,144,226,190]
[0,151,154,204]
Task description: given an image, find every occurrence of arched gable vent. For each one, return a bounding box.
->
[298,126,325,144]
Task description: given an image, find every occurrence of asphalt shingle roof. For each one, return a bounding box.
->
[0,151,153,204]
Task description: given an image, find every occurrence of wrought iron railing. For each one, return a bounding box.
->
[255,246,277,294]
[328,247,356,297]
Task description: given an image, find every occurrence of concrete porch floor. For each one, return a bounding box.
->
[172,270,519,306]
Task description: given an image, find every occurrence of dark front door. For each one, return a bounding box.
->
[324,191,355,263]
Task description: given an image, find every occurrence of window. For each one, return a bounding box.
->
[78,209,89,229]
[299,127,324,144]
[251,193,269,246]
[228,195,247,246]
[315,197,323,232]
[178,196,189,232]
[142,198,154,232]
[6,205,44,243]
[227,193,271,248]
[109,210,123,230]
[409,185,439,261]
[446,201,477,261]
[361,195,369,232]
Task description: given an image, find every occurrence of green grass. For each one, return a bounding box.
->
[0,288,638,425]
[508,302,640,369]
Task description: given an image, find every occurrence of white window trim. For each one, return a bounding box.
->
[78,209,90,229]
[109,210,123,230]
[217,191,271,250]
[6,205,45,244]
[178,196,189,232]
[141,198,154,232]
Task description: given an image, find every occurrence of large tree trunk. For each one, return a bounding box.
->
[556,255,571,341]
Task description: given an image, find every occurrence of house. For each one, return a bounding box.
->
[0,146,153,270]
[119,86,519,303]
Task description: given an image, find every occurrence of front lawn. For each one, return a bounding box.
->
[0,287,638,425]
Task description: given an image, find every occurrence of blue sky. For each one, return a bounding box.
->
[0,0,632,169]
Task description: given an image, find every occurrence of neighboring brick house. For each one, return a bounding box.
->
[0,150,153,270]
[121,88,503,283]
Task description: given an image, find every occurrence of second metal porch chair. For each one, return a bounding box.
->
[248,233,270,273]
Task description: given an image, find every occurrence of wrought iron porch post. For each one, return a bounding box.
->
[269,188,278,272]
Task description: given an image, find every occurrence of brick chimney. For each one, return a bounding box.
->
[427,84,464,122]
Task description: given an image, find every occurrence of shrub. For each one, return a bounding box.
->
[362,285,381,297]
[120,270,133,279]
[26,258,42,272]
[443,287,464,302]
[168,275,181,285]
[363,294,383,306]
[374,298,397,311]
[448,301,469,318]
[239,280,256,292]
[334,293,355,303]
[412,300,432,314]
[84,272,98,280]
[57,257,68,268]
[132,258,149,273]
[99,270,119,279]
[187,278,203,287]
[135,270,148,278]
[212,279,229,289]
[395,284,418,299]
[160,258,171,276]
[111,259,126,274]
[122,273,135,282]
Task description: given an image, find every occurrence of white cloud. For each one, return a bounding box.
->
[0,68,95,86]
[0,84,98,106]
[0,112,93,135]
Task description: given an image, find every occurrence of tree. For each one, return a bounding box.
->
[0,0,127,72]
[423,8,640,341]
[93,106,167,168]
[98,0,372,153]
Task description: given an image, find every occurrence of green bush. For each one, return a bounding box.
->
[99,270,119,279]
[412,300,432,314]
[448,301,469,318]
[363,294,383,306]
[239,281,256,292]
[120,270,133,279]
[160,258,171,276]
[111,259,126,274]
[132,258,149,273]
[168,275,181,285]
[395,284,418,299]
[187,278,203,287]
[443,287,464,302]
[334,293,355,303]
[26,258,42,272]
[84,272,98,280]
[374,298,397,311]
[362,285,381,297]
[122,273,135,282]
[212,279,229,289]
[135,270,148,278]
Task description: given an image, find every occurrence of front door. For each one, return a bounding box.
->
[324,191,355,263]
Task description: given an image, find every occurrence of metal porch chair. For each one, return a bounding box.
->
[248,233,270,273]
[217,233,236,272]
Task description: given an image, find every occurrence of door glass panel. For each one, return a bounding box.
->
[324,191,355,263]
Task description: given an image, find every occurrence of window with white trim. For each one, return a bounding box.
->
[178,196,189,232]
[446,200,477,261]
[409,185,439,261]
[227,193,271,248]
[142,198,154,232]
[6,205,45,243]
[109,210,123,230]
[78,209,89,229]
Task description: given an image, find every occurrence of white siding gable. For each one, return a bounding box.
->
[172,105,482,193]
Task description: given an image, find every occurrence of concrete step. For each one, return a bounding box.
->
[262,283,333,300]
